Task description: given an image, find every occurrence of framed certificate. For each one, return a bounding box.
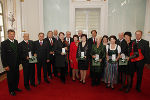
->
[119,59,128,66]
[92,59,100,66]
[29,56,38,63]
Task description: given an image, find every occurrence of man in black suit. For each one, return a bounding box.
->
[88,30,97,78]
[1,29,22,96]
[45,31,57,78]
[19,33,36,90]
[64,31,74,76]
[34,32,50,84]
[116,32,127,84]
[131,30,150,92]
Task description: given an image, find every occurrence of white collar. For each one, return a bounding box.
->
[119,39,124,42]
[24,40,28,43]
[49,38,53,41]
[136,39,141,42]
[39,40,43,43]
[9,39,14,43]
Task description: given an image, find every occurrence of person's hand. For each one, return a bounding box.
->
[26,56,29,60]
[65,47,68,51]
[126,57,130,61]
[99,59,102,62]
[47,59,50,63]
[92,55,96,58]
[70,60,73,63]
[50,51,54,54]
[5,66,10,71]
[34,54,37,57]
[84,56,86,58]
[61,52,65,55]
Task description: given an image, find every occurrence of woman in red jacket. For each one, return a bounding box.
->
[69,35,79,81]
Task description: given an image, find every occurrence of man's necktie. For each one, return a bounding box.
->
[40,42,43,46]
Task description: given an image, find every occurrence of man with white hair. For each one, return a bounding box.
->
[78,30,83,42]
[19,33,36,90]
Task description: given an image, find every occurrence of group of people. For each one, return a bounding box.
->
[1,29,150,96]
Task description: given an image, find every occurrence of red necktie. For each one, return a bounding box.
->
[26,41,28,45]
[50,39,53,45]
[40,42,43,46]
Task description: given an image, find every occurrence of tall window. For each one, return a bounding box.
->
[0,2,4,42]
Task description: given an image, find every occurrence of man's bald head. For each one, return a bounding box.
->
[23,33,29,41]
[118,32,124,40]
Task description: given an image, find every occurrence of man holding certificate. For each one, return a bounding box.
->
[19,33,36,90]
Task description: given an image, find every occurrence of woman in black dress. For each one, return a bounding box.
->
[54,32,68,83]
[119,32,139,93]
[76,34,89,84]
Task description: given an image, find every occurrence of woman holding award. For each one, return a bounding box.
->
[54,32,67,83]
[90,36,106,86]
[76,34,89,84]
[105,35,121,89]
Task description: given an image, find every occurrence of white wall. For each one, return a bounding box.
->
[18,0,44,41]
[43,0,69,34]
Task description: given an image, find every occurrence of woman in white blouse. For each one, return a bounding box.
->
[105,35,121,89]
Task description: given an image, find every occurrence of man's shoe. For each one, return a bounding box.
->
[10,91,16,96]
[15,88,22,92]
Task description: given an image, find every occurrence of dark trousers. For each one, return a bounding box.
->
[47,59,55,77]
[7,68,19,92]
[53,56,58,77]
[130,60,145,89]
[60,67,66,82]
[91,72,101,85]
[37,62,48,82]
[22,62,35,87]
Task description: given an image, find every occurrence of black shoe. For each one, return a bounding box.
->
[111,87,115,90]
[136,88,141,92]
[106,85,110,88]
[80,80,82,83]
[31,84,37,87]
[72,79,76,82]
[92,83,95,86]
[82,80,86,84]
[25,86,31,91]
[45,80,50,83]
[48,75,52,79]
[119,86,125,91]
[10,91,16,96]
[125,88,130,93]
[15,88,22,92]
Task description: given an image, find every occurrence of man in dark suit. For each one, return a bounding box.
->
[131,30,150,92]
[1,29,22,96]
[116,32,127,84]
[34,32,50,84]
[88,30,97,78]
[19,33,36,90]
[64,31,74,76]
[45,31,57,78]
